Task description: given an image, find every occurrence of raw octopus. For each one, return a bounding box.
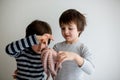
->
[41,48,61,80]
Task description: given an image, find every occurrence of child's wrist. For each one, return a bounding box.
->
[36,35,41,43]
[74,55,84,67]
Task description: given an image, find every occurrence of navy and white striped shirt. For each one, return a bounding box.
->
[5,34,45,80]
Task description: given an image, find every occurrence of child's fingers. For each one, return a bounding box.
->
[58,51,67,57]
[43,34,54,41]
[56,56,67,71]
[39,34,54,47]
[57,51,68,63]
[57,56,67,63]
[12,69,17,79]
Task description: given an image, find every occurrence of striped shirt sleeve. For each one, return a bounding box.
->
[5,34,39,57]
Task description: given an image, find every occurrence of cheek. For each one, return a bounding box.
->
[61,31,65,36]
[73,30,79,35]
[32,45,39,52]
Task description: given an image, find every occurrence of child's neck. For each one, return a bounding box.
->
[66,38,79,44]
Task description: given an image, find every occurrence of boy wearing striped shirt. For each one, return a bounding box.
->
[5,20,53,80]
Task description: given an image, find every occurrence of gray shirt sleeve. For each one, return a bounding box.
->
[79,44,95,75]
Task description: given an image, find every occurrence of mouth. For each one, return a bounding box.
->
[65,34,70,37]
[36,48,43,53]
[65,35,71,39]
[40,48,46,52]
[41,47,48,52]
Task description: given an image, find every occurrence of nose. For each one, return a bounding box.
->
[64,28,69,34]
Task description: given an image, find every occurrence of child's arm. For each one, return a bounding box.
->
[5,34,39,57]
[54,45,95,75]
[5,34,53,58]
[78,45,95,75]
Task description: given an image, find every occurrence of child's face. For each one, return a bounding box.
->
[32,42,48,54]
[60,22,80,43]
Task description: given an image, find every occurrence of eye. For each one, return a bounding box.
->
[69,27,74,30]
[61,27,65,31]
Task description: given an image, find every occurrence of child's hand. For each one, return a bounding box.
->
[56,51,84,67]
[36,34,54,45]
[12,69,17,79]
[56,51,77,64]
[42,34,54,41]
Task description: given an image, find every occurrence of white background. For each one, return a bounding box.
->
[0,0,120,80]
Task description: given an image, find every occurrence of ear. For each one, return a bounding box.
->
[78,30,81,34]
[78,31,82,36]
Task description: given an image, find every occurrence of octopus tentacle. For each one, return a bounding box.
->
[41,48,63,80]
[41,50,49,74]
[48,50,56,76]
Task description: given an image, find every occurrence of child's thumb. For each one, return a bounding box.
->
[58,51,64,54]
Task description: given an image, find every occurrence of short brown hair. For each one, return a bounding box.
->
[59,9,86,36]
[26,20,52,44]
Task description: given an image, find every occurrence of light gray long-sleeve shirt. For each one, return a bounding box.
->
[53,40,95,80]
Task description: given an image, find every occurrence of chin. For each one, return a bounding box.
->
[66,39,72,42]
